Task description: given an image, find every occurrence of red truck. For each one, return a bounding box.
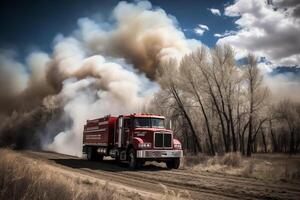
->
[82,113,183,169]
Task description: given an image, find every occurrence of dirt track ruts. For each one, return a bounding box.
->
[22,151,300,200]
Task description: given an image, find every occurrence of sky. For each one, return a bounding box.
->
[0,0,299,69]
[0,0,234,56]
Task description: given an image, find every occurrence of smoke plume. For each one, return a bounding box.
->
[0,1,197,155]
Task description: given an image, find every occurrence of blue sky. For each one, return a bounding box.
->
[144,0,237,47]
[0,0,235,54]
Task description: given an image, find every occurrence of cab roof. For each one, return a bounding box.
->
[125,113,165,119]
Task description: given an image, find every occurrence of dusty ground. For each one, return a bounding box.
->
[21,151,300,200]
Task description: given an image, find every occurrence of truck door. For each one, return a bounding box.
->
[124,118,132,146]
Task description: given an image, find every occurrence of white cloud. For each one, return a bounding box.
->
[199,24,209,30]
[209,8,221,16]
[214,30,236,38]
[217,0,300,67]
[194,24,209,36]
[194,28,205,36]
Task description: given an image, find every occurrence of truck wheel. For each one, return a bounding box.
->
[96,154,104,161]
[87,147,103,161]
[128,149,141,169]
[87,147,95,161]
[166,158,180,169]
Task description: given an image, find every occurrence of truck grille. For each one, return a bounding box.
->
[155,133,172,148]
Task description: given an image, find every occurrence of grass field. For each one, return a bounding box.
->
[0,149,136,200]
[0,149,187,200]
[184,152,300,182]
[1,149,299,200]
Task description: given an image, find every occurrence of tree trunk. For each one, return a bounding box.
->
[228,103,237,151]
[241,121,249,155]
[184,122,189,153]
[191,82,215,155]
[192,56,229,153]
[171,85,202,154]
[286,121,295,155]
[226,121,231,151]
[290,131,295,155]
[237,96,242,153]
[269,120,278,152]
[201,69,228,152]
[212,71,231,152]
[261,129,267,153]
[247,76,254,157]
[247,113,253,156]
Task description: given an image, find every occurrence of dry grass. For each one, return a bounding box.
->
[186,152,300,182]
[249,159,300,182]
[0,149,187,200]
[159,184,191,200]
[181,153,209,168]
[206,152,242,167]
[0,149,125,200]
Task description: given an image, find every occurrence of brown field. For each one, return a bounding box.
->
[1,149,300,200]
[185,153,300,182]
[0,149,153,200]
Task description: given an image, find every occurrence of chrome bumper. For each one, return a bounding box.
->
[136,150,183,158]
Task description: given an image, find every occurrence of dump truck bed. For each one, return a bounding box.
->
[83,116,117,146]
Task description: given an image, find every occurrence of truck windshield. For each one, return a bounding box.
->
[134,118,165,128]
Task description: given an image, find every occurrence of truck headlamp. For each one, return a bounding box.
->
[138,143,151,148]
[174,143,182,149]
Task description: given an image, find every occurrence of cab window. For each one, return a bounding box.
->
[124,118,132,129]
[134,118,151,128]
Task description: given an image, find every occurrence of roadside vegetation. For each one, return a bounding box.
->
[184,152,300,182]
[0,149,122,200]
[0,149,186,200]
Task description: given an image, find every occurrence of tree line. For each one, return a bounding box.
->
[149,45,300,156]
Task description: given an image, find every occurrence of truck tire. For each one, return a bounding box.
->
[95,154,104,161]
[128,149,141,169]
[166,158,180,169]
[87,147,95,161]
[87,147,103,161]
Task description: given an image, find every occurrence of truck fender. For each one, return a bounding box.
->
[132,137,143,149]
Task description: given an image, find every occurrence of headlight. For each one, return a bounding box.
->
[174,143,182,149]
[138,143,151,148]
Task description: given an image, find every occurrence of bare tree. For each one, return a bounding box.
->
[274,99,300,154]
[210,45,242,152]
[150,46,283,156]
[179,47,215,155]
[243,54,269,156]
[157,59,202,154]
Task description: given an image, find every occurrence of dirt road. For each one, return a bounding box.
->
[22,151,300,200]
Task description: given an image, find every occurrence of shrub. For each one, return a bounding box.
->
[183,153,209,167]
[219,152,242,167]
